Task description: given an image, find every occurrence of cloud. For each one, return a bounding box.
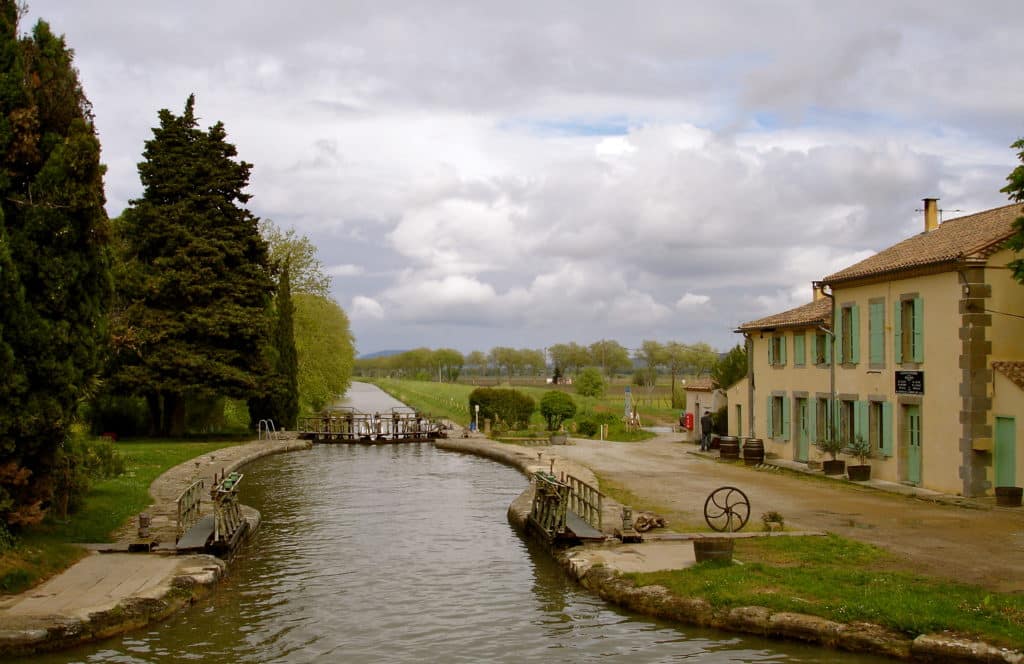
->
[676,293,711,310]
[326,264,365,277]
[350,296,384,320]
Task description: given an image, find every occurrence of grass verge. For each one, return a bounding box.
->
[0,439,241,595]
[628,534,1024,649]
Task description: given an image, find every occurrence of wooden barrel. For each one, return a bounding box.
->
[742,437,765,466]
[995,486,1023,507]
[693,537,734,563]
[718,436,739,460]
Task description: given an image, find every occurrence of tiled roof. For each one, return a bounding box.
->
[737,297,831,332]
[684,376,718,392]
[822,204,1023,284]
[993,361,1024,391]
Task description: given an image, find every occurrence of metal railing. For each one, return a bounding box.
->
[528,472,569,539]
[212,472,244,545]
[257,419,279,440]
[565,474,604,530]
[176,479,204,543]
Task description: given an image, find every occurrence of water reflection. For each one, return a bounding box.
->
[27,443,888,663]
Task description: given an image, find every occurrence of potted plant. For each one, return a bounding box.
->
[846,435,872,481]
[815,437,846,476]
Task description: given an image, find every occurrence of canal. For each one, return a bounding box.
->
[30,385,891,663]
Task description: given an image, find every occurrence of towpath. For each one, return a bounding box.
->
[552,433,1024,592]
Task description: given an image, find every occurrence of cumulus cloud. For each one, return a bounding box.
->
[28,0,1023,353]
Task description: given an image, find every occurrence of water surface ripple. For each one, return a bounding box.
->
[34,443,888,663]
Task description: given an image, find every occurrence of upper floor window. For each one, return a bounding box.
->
[814,331,831,365]
[768,334,786,366]
[793,332,806,367]
[868,300,885,367]
[894,296,924,364]
[838,304,860,365]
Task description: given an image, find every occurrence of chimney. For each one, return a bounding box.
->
[923,198,939,232]
[812,282,824,301]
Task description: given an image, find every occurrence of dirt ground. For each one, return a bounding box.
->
[555,433,1024,593]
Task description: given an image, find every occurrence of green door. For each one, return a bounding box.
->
[995,417,1016,488]
[905,405,921,484]
[796,398,809,462]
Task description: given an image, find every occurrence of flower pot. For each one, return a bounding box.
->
[995,486,1023,507]
[549,433,568,446]
[693,537,734,563]
[847,464,871,481]
[822,459,846,476]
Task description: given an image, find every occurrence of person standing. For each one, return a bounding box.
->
[700,409,713,451]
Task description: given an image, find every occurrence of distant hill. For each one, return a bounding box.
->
[357,349,408,360]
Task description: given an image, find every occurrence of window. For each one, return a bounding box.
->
[794,332,806,366]
[815,398,830,441]
[839,400,855,444]
[895,296,924,364]
[735,404,742,437]
[767,395,790,440]
[838,304,860,364]
[768,334,786,366]
[814,331,831,365]
[868,300,885,366]
[869,400,894,455]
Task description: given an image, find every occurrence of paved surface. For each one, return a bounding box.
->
[553,433,1024,592]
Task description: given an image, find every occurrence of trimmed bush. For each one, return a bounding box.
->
[575,367,606,398]
[540,391,577,430]
[576,419,599,437]
[469,387,536,429]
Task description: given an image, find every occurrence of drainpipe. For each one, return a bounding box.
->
[743,332,755,438]
[815,280,837,442]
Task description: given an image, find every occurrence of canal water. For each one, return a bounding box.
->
[30,386,891,663]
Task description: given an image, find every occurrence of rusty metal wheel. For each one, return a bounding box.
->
[703,486,750,532]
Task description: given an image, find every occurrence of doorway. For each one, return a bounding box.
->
[995,416,1016,488]
[795,398,809,462]
[903,404,921,485]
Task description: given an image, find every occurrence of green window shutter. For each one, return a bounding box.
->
[807,399,817,443]
[782,397,791,440]
[834,309,843,361]
[912,297,924,363]
[881,402,893,455]
[766,396,774,437]
[779,335,787,365]
[893,300,903,364]
[869,301,884,364]
[850,305,861,364]
[768,338,775,365]
[824,331,832,364]
[794,333,805,366]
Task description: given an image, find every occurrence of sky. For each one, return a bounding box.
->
[26,1,1024,356]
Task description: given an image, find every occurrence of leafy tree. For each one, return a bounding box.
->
[489,346,518,381]
[465,350,488,377]
[249,262,299,428]
[111,95,273,435]
[540,390,576,430]
[432,348,464,382]
[589,339,631,377]
[635,340,664,393]
[663,342,689,408]
[684,341,718,376]
[712,344,748,390]
[575,367,606,398]
[1002,138,1024,283]
[0,7,111,526]
[259,218,332,297]
[293,293,354,413]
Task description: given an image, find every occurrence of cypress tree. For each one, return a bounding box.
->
[112,95,273,436]
[0,4,111,525]
[248,261,299,429]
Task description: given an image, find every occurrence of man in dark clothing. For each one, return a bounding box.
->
[700,410,713,451]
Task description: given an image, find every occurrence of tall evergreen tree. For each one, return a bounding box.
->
[111,95,273,436]
[248,261,299,429]
[0,4,111,526]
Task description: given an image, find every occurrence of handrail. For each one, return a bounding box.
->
[176,479,204,543]
[257,419,278,440]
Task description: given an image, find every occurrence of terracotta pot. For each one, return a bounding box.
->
[847,464,871,481]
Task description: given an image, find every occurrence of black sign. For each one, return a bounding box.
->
[895,371,924,395]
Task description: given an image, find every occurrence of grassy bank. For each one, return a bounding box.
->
[0,439,241,594]
[629,535,1024,649]
[370,378,656,442]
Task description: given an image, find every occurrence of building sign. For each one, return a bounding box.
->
[895,371,924,395]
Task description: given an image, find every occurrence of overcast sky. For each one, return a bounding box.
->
[27,1,1024,356]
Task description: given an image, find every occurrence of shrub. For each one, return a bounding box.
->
[575,367,606,398]
[469,387,536,429]
[50,434,127,519]
[540,391,577,430]
[712,405,729,435]
[576,419,599,437]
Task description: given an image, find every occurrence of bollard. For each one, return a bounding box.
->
[138,513,151,539]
